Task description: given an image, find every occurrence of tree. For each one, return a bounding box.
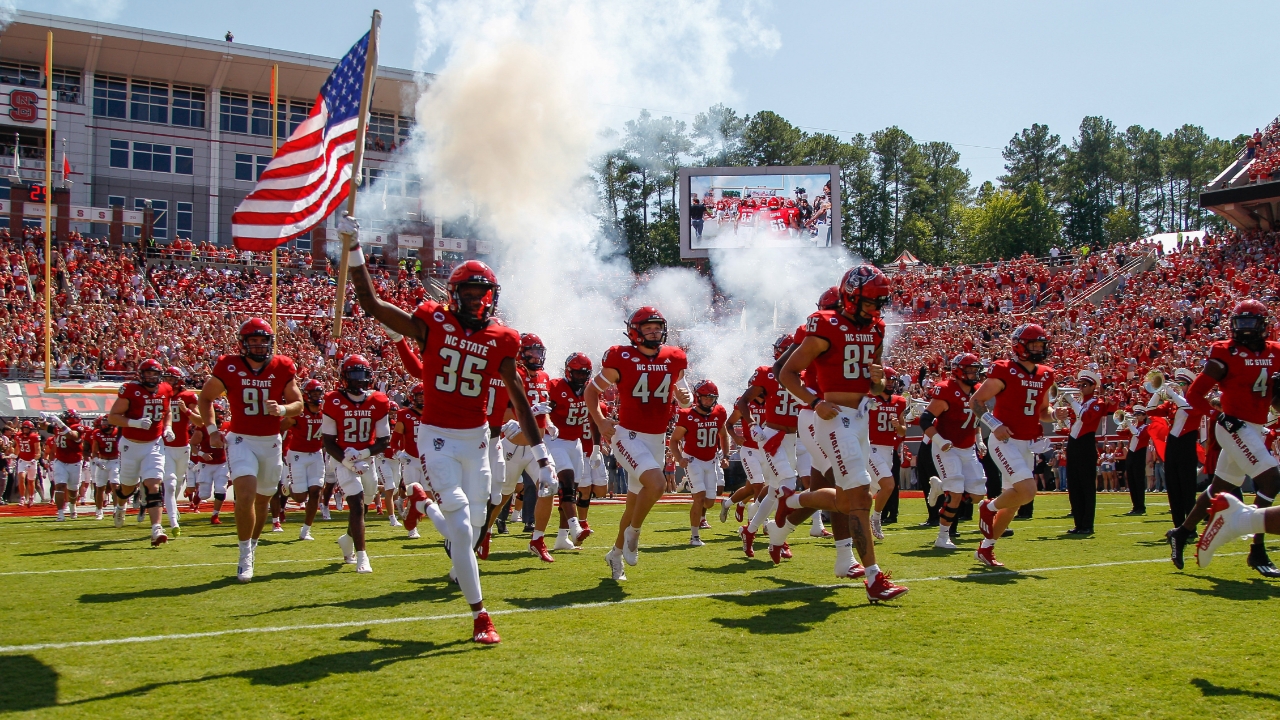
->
[740,111,804,166]
[961,188,1027,262]
[691,103,746,166]
[869,126,919,259]
[905,141,972,263]
[999,124,1064,195]
[1061,116,1118,249]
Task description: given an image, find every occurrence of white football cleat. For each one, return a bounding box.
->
[622,534,639,567]
[719,497,730,523]
[552,534,576,552]
[355,551,373,574]
[113,506,125,528]
[934,535,957,550]
[406,528,421,540]
[388,515,400,528]
[237,550,254,583]
[927,476,943,507]
[871,513,885,540]
[94,509,104,521]
[605,549,627,581]
[1197,493,1255,569]
[320,505,331,521]
[299,526,314,541]
[689,536,705,547]
[337,534,356,564]
[56,509,65,522]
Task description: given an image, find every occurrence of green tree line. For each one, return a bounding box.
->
[595,105,1246,271]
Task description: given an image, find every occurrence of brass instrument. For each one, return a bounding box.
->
[902,391,928,422]
[1143,369,1168,404]
[1048,383,1080,431]
[1112,409,1130,432]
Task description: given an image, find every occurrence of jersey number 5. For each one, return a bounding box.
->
[843,344,879,379]
[436,348,486,397]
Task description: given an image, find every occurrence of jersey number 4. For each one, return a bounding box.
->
[1253,367,1269,396]
[631,373,671,403]
[436,348,486,397]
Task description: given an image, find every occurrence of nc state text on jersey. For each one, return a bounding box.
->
[444,334,490,356]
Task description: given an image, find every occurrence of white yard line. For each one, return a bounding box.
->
[0,553,1234,654]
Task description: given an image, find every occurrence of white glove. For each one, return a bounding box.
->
[353,460,372,475]
[976,439,988,456]
[543,420,559,440]
[341,457,357,472]
[380,322,403,343]
[127,417,153,430]
[394,450,411,463]
[44,413,68,431]
[501,419,522,439]
[589,449,603,469]
[749,425,767,444]
[343,447,360,463]
[530,401,553,417]
[163,427,176,442]
[854,395,874,418]
[337,213,360,237]
[1030,437,1052,454]
[536,462,557,497]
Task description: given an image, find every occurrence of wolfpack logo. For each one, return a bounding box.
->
[234,436,243,444]
[434,311,446,322]
[629,431,637,440]
[841,417,850,428]
[443,324,455,333]
[433,437,445,451]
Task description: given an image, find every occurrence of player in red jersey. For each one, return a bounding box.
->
[723,394,768,528]
[280,379,327,541]
[347,245,544,645]
[670,381,730,546]
[198,318,303,582]
[190,403,230,523]
[14,419,40,507]
[396,381,447,542]
[90,416,122,520]
[45,409,84,522]
[969,324,1058,568]
[587,306,691,581]
[321,355,392,573]
[1167,300,1280,575]
[737,335,802,561]
[500,333,564,562]
[546,352,597,550]
[575,390,613,533]
[107,359,175,546]
[374,401,403,529]
[920,354,985,550]
[777,265,908,602]
[865,367,908,541]
[161,367,199,537]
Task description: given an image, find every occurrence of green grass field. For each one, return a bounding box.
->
[1,495,1278,719]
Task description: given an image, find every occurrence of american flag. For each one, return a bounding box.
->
[231,32,371,251]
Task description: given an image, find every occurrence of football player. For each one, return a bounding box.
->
[90,416,121,520]
[45,410,83,522]
[190,403,230,524]
[670,381,730,545]
[587,307,691,580]
[107,359,174,547]
[736,335,802,562]
[920,354,985,550]
[969,325,1058,568]
[161,366,199,537]
[722,394,767,531]
[499,333,562,562]
[777,265,908,602]
[14,419,40,507]
[346,233,544,645]
[198,319,303,582]
[322,355,392,573]
[866,367,908,540]
[546,352,597,550]
[280,379,327,540]
[375,402,403,528]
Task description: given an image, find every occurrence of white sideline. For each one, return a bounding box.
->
[0,554,1230,654]
[0,552,430,576]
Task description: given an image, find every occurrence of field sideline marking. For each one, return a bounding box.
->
[0,553,434,576]
[0,553,1238,655]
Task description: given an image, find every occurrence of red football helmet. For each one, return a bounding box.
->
[565,352,593,392]
[951,353,985,385]
[21,420,33,430]
[239,318,274,363]
[1011,324,1051,363]
[163,366,186,390]
[61,409,80,426]
[340,355,373,395]
[302,378,324,405]
[519,333,546,370]
[1230,299,1269,350]
[410,382,425,410]
[627,307,667,349]
[818,286,840,311]
[767,197,780,209]
[773,334,794,359]
[447,260,500,329]
[695,380,719,411]
[96,415,109,429]
[838,264,891,323]
[137,358,164,389]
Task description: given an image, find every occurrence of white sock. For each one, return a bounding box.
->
[302,524,311,534]
[865,563,880,584]
[238,539,250,553]
[1249,506,1268,535]
[690,526,700,539]
[834,538,853,571]
[472,608,486,619]
[782,520,797,536]
[425,503,448,536]
[786,494,803,509]
[938,524,951,538]
[556,529,569,542]
[532,530,545,542]
[568,516,582,534]
[748,492,777,533]
[250,538,258,550]
[981,538,995,549]
[152,522,162,532]
[356,550,367,561]
[414,499,428,514]
[811,513,824,530]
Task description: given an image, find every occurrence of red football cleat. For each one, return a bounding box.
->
[473,612,501,645]
[699,518,712,530]
[839,562,867,579]
[774,487,796,529]
[780,543,792,559]
[476,530,491,560]
[210,515,222,525]
[974,545,1004,567]
[741,526,756,558]
[403,485,428,534]
[734,504,745,523]
[978,500,997,540]
[575,524,593,546]
[819,529,833,538]
[529,537,555,563]
[768,544,784,565]
[865,571,909,602]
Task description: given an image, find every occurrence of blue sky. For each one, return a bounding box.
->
[18,0,1278,185]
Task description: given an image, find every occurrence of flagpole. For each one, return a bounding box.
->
[43,30,52,390]
[270,63,278,335]
[332,9,380,339]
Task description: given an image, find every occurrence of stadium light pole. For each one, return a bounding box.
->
[332,9,380,339]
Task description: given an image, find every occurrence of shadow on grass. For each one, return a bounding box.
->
[1024,534,1096,542]
[58,630,470,707]
[79,565,340,604]
[20,537,144,557]
[238,576,461,617]
[1177,575,1280,601]
[688,556,776,574]
[0,654,57,712]
[951,569,1048,585]
[505,577,628,609]
[1191,678,1280,701]
[710,578,859,634]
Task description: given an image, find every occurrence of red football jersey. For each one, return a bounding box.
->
[927,378,977,448]
[518,364,552,430]
[166,389,199,447]
[794,324,821,395]
[738,399,767,449]
[212,355,298,436]
[802,311,885,396]
[116,381,173,442]
[1210,340,1280,424]
[601,344,688,434]
[15,430,39,460]
[412,300,520,430]
[399,408,423,458]
[322,390,391,451]
[869,394,908,447]
[197,422,228,464]
[547,378,589,442]
[988,359,1053,441]
[288,406,326,453]
[676,405,727,462]
[749,365,801,428]
[96,428,121,460]
[485,374,511,428]
[53,424,84,463]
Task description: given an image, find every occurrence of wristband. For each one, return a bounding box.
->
[355,448,371,461]
[980,412,1004,431]
[206,424,217,435]
[809,397,822,410]
[530,443,549,462]
[348,245,365,267]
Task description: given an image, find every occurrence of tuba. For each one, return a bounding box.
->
[1143,369,1168,404]
[1112,409,1130,432]
[902,392,928,422]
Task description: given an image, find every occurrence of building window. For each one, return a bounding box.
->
[135,198,168,239]
[176,201,193,240]
[175,147,194,176]
[51,69,81,104]
[398,116,413,145]
[0,61,42,88]
[172,85,206,128]
[93,75,127,119]
[294,237,312,251]
[288,99,313,135]
[367,112,396,152]
[234,153,253,181]
[109,140,129,169]
[250,96,284,137]
[220,92,248,134]
[131,143,172,173]
[130,80,169,124]
[107,195,124,208]
[256,155,270,180]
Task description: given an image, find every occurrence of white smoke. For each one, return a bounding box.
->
[368,0,859,398]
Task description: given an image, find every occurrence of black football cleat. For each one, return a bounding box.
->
[1167,527,1190,570]
[1247,544,1280,578]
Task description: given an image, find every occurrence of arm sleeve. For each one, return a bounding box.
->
[393,338,423,377]
[321,416,337,434]
[375,416,391,438]
[1186,372,1216,415]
